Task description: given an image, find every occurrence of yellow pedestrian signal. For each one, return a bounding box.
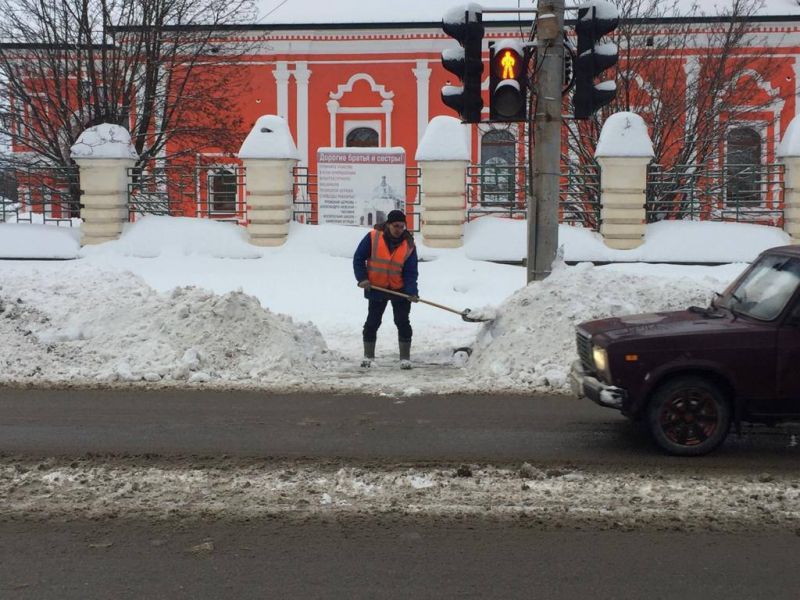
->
[489,41,528,122]
[501,50,517,79]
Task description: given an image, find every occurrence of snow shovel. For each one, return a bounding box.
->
[368,284,491,323]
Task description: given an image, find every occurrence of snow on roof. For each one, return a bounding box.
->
[238,115,300,160]
[253,0,799,25]
[70,124,138,160]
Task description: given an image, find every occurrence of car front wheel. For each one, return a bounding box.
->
[646,376,731,456]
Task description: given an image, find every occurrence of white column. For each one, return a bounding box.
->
[382,99,394,147]
[294,62,311,166]
[273,61,290,120]
[412,60,431,143]
[327,100,339,146]
[74,158,136,245]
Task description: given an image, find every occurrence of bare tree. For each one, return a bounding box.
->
[563,0,793,223]
[0,0,258,173]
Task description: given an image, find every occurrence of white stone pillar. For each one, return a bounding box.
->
[777,115,800,241]
[69,124,139,246]
[595,112,654,250]
[273,61,290,119]
[294,62,311,167]
[415,116,470,248]
[412,60,431,143]
[238,115,300,246]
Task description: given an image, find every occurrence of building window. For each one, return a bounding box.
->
[726,126,762,207]
[346,127,379,147]
[480,129,516,205]
[208,168,237,213]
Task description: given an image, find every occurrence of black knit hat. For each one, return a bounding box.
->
[386,210,406,224]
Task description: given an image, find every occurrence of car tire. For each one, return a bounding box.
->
[646,376,731,456]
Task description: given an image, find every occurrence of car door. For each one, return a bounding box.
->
[776,288,800,416]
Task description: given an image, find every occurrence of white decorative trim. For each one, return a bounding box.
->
[327,74,395,147]
[330,73,394,100]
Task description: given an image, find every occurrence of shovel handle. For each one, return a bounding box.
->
[368,284,466,316]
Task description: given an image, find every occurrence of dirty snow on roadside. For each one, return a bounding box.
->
[3,457,800,531]
[0,216,765,393]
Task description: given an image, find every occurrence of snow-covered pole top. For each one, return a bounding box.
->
[443,3,483,24]
[415,116,470,162]
[777,116,800,158]
[595,112,654,159]
[70,124,138,160]
[238,115,300,161]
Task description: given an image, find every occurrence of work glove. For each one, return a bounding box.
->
[409,295,420,303]
[358,280,371,290]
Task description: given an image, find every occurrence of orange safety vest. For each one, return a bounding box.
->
[366,229,414,290]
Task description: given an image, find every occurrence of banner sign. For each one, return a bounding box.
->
[317,148,406,226]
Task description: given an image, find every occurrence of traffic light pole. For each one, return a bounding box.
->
[528,1,564,283]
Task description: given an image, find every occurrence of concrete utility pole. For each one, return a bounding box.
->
[528,0,564,282]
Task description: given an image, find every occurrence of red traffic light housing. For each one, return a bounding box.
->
[489,40,528,122]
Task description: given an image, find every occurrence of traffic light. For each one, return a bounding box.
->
[489,40,528,122]
[573,0,619,119]
[441,5,484,123]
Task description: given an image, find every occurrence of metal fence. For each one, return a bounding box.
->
[465,162,602,231]
[0,164,79,226]
[127,164,247,223]
[646,163,784,226]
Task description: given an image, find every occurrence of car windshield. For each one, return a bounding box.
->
[718,255,800,321]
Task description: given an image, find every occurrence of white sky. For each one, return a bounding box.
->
[0,214,783,395]
[253,0,800,24]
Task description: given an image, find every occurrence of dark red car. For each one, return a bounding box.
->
[570,245,800,456]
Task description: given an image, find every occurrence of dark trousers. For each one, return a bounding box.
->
[362,297,412,343]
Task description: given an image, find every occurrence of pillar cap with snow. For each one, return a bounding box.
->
[594,111,654,159]
[69,124,138,160]
[238,115,300,161]
[415,116,470,162]
[777,116,800,159]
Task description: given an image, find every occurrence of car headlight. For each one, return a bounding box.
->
[592,345,608,375]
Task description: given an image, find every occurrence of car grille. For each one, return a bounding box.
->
[576,329,594,372]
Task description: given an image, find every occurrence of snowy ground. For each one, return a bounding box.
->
[0,215,788,395]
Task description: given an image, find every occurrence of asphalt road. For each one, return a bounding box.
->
[1,386,799,467]
[3,517,800,600]
[4,386,800,599]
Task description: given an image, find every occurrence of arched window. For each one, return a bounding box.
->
[208,167,237,213]
[346,127,379,147]
[480,129,516,205]
[726,127,762,207]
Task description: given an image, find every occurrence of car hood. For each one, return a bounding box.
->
[577,308,763,344]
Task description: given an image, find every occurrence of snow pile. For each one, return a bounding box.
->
[466,262,725,390]
[0,269,332,385]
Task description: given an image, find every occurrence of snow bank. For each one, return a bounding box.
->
[0,269,332,385]
[0,223,80,259]
[466,262,725,390]
[79,215,261,259]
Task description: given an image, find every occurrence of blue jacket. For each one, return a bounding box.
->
[353,225,419,300]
